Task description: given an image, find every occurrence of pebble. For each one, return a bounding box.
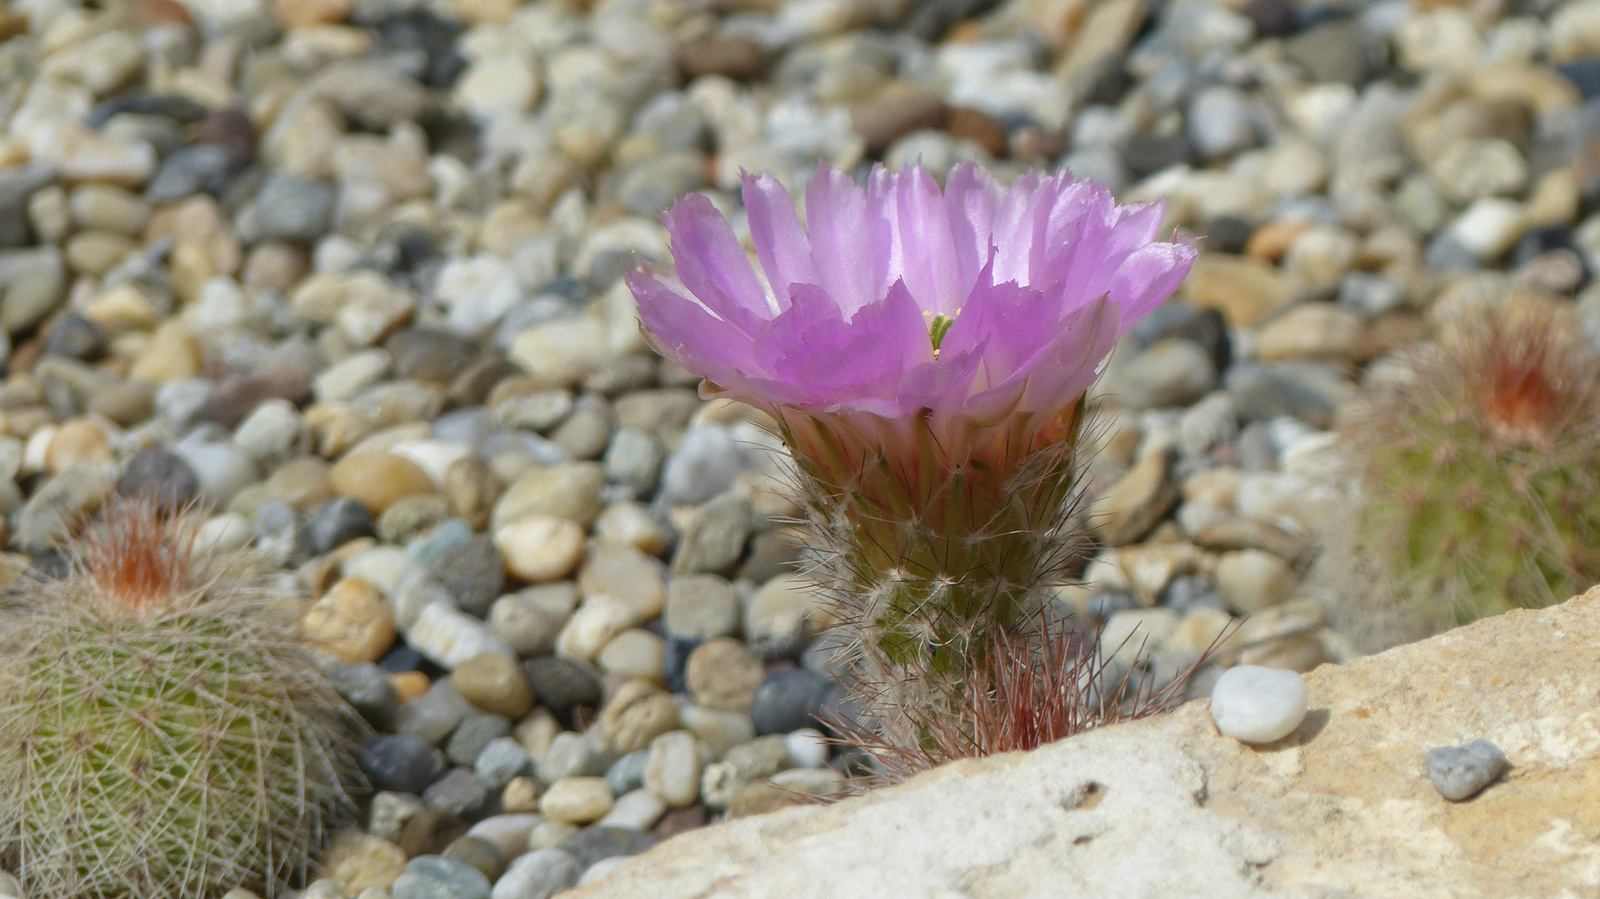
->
[360,734,447,794]
[421,768,493,817]
[331,452,438,515]
[490,849,580,899]
[749,668,837,736]
[539,777,615,825]
[664,574,743,640]
[1210,665,1310,745]
[304,578,397,666]
[494,516,586,582]
[1425,740,1508,801]
[686,638,767,712]
[392,856,492,899]
[446,713,514,767]
[452,653,534,719]
[321,831,408,894]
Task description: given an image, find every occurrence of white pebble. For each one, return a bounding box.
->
[1209,665,1309,744]
[784,727,830,769]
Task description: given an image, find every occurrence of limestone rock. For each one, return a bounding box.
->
[567,588,1600,899]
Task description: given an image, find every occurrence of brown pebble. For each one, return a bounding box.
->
[677,36,766,80]
[945,106,1008,157]
[398,809,471,859]
[652,804,708,840]
[851,89,947,154]
[206,368,313,429]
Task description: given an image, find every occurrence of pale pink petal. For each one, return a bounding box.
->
[942,163,1000,291]
[742,172,816,311]
[661,195,770,327]
[1108,241,1197,328]
[805,164,881,316]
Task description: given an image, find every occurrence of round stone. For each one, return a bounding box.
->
[644,730,702,808]
[302,577,396,665]
[664,574,742,640]
[44,418,112,473]
[494,516,585,582]
[685,638,766,712]
[539,777,614,825]
[492,849,580,899]
[749,668,837,735]
[330,451,437,515]
[117,446,200,508]
[319,831,407,894]
[1425,739,1508,802]
[359,735,447,794]
[451,652,534,719]
[1209,665,1309,744]
[432,536,505,617]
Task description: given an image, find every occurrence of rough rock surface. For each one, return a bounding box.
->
[571,588,1600,899]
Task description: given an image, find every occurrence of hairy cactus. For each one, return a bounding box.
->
[0,500,369,899]
[1329,301,1600,646]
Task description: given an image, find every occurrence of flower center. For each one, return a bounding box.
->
[927,313,956,357]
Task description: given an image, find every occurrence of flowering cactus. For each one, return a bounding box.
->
[628,163,1193,721]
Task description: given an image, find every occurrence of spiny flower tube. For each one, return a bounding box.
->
[627,162,1194,713]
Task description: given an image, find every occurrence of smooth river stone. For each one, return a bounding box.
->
[1209,665,1308,744]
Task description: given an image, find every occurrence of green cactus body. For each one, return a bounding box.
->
[778,399,1088,683]
[1339,304,1600,644]
[1357,420,1600,629]
[0,508,367,899]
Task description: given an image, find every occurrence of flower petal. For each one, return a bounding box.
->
[662,194,770,325]
[942,163,1001,292]
[873,166,964,316]
[742,172,816,311]
[627,268,759,385]
[804,163,882,316]
[1109,241,1198,328]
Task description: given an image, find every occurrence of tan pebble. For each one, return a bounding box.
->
[266,456,335,511]
[44,418,111,473]
[599,679,681,754]
[318,829,405,893]
[301,577,396,665]
[685,637,765,712]
[539,777,614,825]
[1243,220,1312,262]
[328,450,435,514]
[494,516,586,582]
[129,320,202,382]
[450,652,534,718]
[65,231,138,277]
[274,0,354,26]
[501,776,543,813]
[391,670,430,704]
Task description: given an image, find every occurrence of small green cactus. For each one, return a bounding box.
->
[0,499,369,899]
[1331,301,1600,646]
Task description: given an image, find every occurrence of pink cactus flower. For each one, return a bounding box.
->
[628,161,1195,677]
[626,162,1194,465]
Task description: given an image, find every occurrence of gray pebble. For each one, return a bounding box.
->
[254,174,335,243]
[490,848,580,899]
[422,767,493,817]
[446,713,513,767]
[474,737,531,789]
[394,855,492,899]
[1426,739,1507,802]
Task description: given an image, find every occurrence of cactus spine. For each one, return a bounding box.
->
[0,500,369,898]
[1332,301,1600,646]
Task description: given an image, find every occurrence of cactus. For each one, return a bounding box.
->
[1330,301,1600,646]
[824,606,1211,791]
[0,499,369,899]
